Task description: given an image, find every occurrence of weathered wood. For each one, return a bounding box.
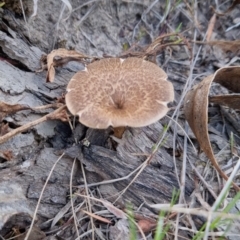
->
[66,142,194,207]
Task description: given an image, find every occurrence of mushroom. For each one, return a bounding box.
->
[65,57,174,132]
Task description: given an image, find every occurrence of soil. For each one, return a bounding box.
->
[0,0,240,239]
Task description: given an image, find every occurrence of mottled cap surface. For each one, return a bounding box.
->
[65,57,174,129]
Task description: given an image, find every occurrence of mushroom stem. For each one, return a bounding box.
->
[113,126,126,139]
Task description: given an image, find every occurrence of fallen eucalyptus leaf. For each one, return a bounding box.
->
[184,66,240,191]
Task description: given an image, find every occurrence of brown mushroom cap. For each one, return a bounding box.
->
[65,57,174,129]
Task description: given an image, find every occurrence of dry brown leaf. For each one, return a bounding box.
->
[184,66,240,192]
[214,0,240,16]
[0,101,29,122]
[101,199,127,219]
[46,48,92,82]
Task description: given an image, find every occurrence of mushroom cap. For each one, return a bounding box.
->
[65,57,174,129]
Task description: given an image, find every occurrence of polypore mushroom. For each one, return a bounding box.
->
[65,57,174,130]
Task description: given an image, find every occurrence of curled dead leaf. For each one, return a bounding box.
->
[45,48,93,82]
[184,66,240,191]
